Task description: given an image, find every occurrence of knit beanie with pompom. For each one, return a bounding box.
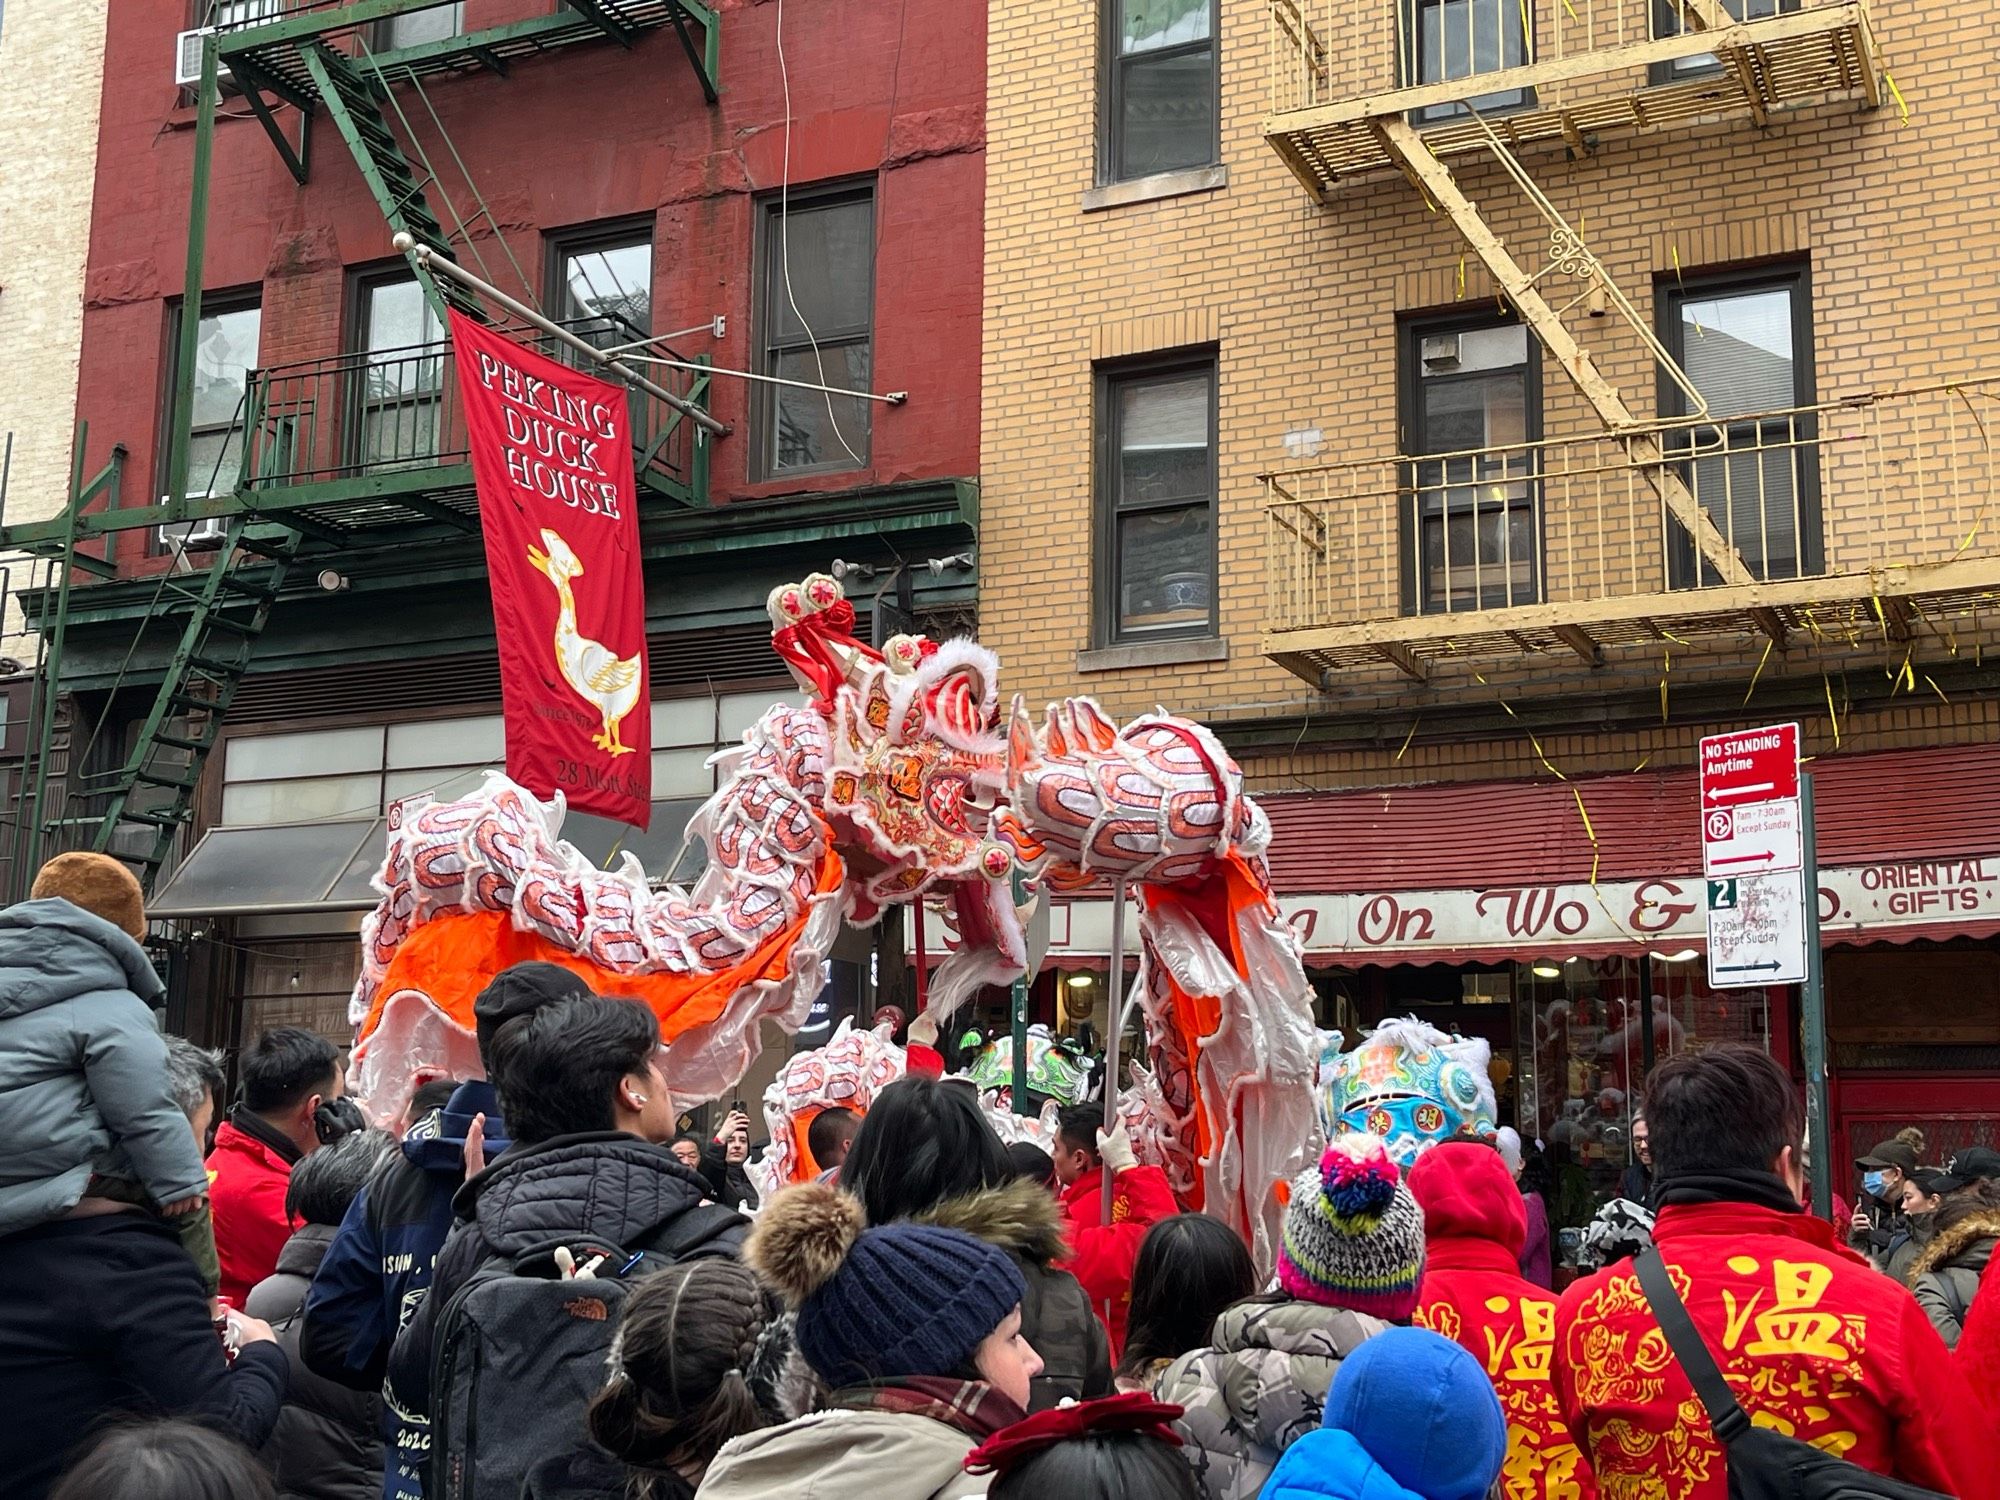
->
[1277,1133,1427,1320]
[746,1181,1027,1390]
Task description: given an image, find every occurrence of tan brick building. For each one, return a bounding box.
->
[0,0,109,642]
[981,0,2000,1200]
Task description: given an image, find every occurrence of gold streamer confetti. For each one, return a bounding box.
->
[1456,251,1467,300]
[1742,638,1773,707]
[1924,674,1950,704]
[1824,672,1841,749]
[1883,69,1910,125]
[1397,717,1422,761]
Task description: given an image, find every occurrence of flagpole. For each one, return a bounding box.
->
[1101,881,1127,1226]
[393,234,730,439]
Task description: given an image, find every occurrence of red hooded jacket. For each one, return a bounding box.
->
[1554,1200,1992,1500]
[1056,1162,1178,1356]
[206,1118,298,1306]
[1410,1143,1595,1500]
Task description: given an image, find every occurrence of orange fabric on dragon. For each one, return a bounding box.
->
[356,844,846,1048]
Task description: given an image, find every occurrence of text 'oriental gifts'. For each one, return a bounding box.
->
[451,311,651,827]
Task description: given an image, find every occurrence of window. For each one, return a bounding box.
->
[168,298,261,500]
[375,2,463,49]
[219,699,803,825]
[1096,356,1217,644]
[1401,319,1540,615]
[1651,0,1797,83]
[756,186,874,478]
[548,223,653,354]
[1659,265,1818,586]
[213,0,284,24]
[1101,0,1218,183]
[1405,0,1532,120]
[352,273,445,471]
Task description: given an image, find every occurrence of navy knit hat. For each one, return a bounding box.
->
[746,1182,1027,1389]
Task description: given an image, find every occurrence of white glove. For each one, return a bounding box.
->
[907,1012,940,1048]
[1097,1122,1138,1175]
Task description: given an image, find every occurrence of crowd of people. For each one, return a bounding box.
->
[2,851,1998,1500]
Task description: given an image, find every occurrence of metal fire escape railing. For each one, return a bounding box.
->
[1260,378,2000,683]
[0,3,726,890]
[1261,0,1884,635]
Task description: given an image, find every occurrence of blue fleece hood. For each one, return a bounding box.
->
[0,899,162,1019]
[402,1078,510,1172]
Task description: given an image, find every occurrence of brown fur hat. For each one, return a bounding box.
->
[31,852,146,940]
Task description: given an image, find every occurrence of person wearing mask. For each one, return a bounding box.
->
[1260,1328,1507,1500]
[387,995,747,1450]
[699,1182,1044,1500]
[962,1392,1200,1500]
[1512,1136,1560,1296]
[0,1067,289,1500]
[808,1105,860,1183]
[1618,1112,1653,1204]
[1496,1127,1553,1290]
[248,1130,396,1500]
[839,1075,1114,1410]
[210,1027,350,1305]
[0,854,212,1260]
[1407,1141,1591,1500]
[701,1106,763,1209]
[303,961,589,1500]
[1891,1169,1953,1286]
[51,1420,278,1500]
[1911,1179,2000,1349]
[1114,1214,1256,1395]
[1553,1046,1988,1500]
[399,1079,458,1137]
[525,1258,812,1499]
[1050,1104,1179,1356]
[1157,1134,1420,1500]
[1849,1130,1923,1267]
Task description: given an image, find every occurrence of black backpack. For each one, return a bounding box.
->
[426,1205,743,1500]
[1633,1250,1951,1500]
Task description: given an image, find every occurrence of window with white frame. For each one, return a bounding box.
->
[220,695,802,826]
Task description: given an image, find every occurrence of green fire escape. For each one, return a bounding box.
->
[0,0,722,893]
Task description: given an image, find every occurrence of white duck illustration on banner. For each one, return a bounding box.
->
[527,527,642,757]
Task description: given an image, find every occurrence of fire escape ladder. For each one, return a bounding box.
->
[61,522,306,889]
[1371,114,1760,600]
[298,42,483,322]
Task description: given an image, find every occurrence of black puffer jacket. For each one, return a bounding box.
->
[386,1132,747,1417]
[910,1178,1113,1412]
[246,1224,383,1500]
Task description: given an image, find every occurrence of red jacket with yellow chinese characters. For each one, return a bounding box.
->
[1057,1162,1179,1358]
[1553,1201,1992,1500]
[1410,1143,1594,1500]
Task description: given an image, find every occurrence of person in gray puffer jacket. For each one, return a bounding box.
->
[1156,1135,1426,1500]
[0,855,209,1238]
[1909,1180,2000,1349]
[249,1130,397,1500]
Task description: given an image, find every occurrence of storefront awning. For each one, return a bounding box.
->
[149,820,386,918]
[958,745,2000,967]
[150,799,715,920]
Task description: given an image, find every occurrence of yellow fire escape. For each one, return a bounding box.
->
[1258,0,1998,686]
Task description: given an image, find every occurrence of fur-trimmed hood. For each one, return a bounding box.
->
[1912,1208,2000,1277]
[907,1176,1071,1266]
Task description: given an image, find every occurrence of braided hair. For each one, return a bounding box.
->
[587,1259,805,1495]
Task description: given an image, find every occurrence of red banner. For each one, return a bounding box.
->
[451,311,650,827]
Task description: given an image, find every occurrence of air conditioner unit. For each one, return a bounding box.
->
[174,28,235,88]
[1420,334,1462,372]
[156,514,232,554]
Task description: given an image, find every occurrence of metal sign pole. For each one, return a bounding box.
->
[1101,882,1127,1224]
[1011,870,1031,1115]
[1800,772,1832,1218]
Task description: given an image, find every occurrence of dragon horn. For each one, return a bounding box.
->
[1007,695,1039,782]
[1042,700,1070,759]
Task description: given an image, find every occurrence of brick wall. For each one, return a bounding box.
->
[0,0,109,645]
[980,0,2000,791]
